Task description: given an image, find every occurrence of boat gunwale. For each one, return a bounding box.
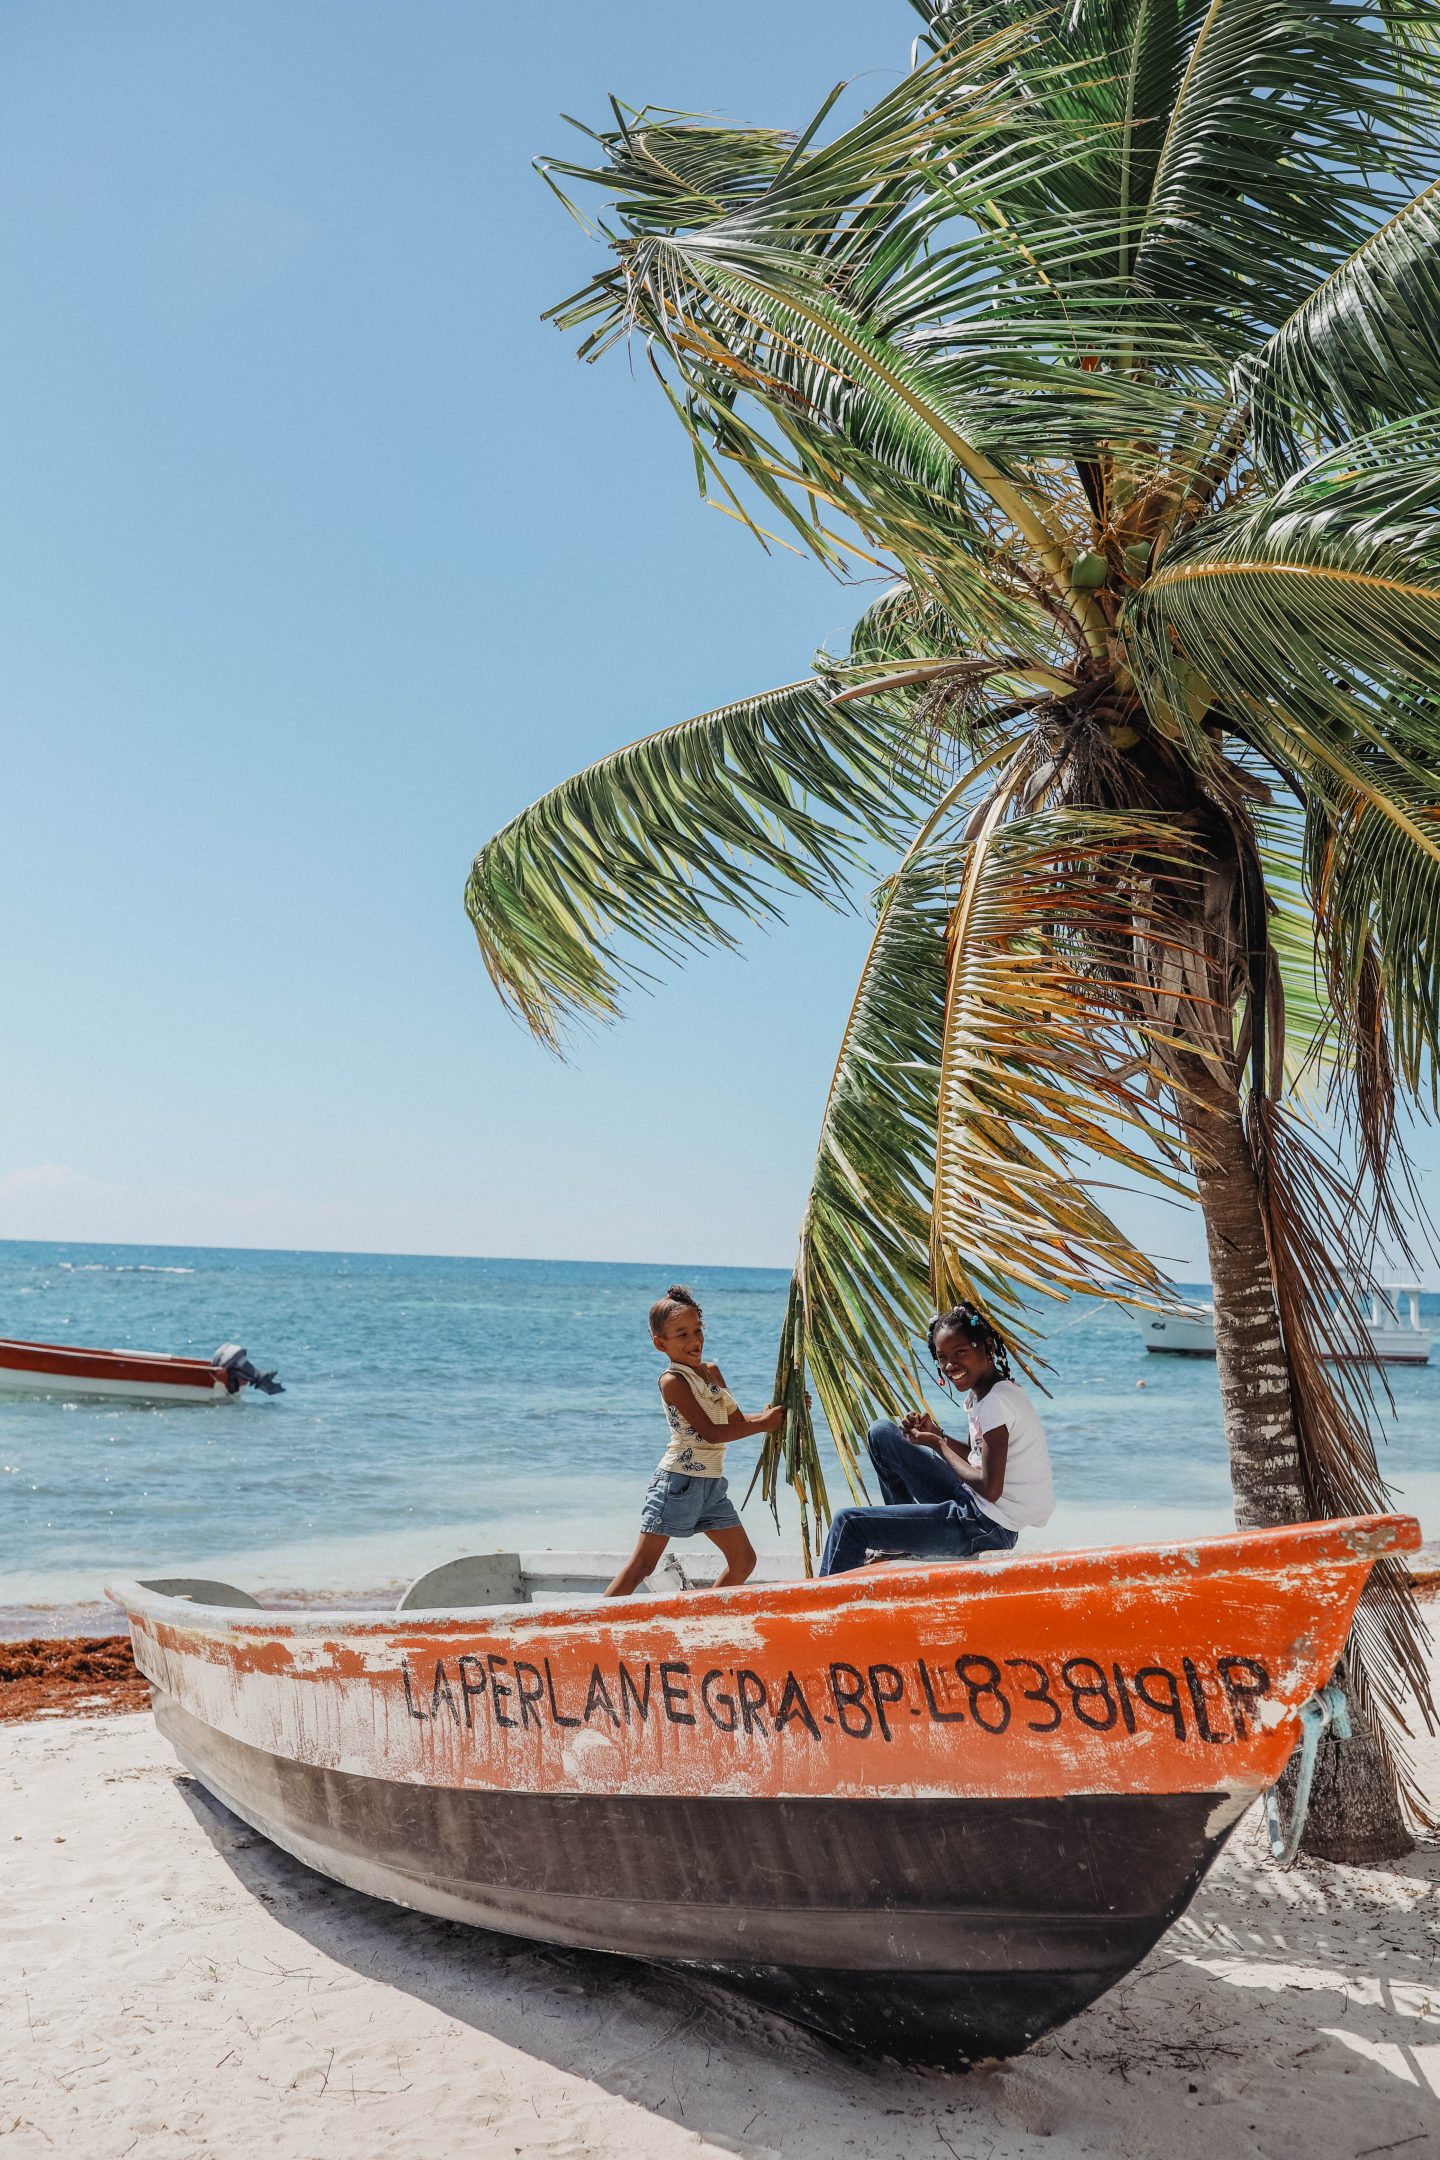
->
[105,1512,1420,1643]
[0,1335,222,1376]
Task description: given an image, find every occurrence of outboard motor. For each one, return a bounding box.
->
[212,1344,285,1395]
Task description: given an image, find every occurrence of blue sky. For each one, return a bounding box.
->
[0,2,1430,1278]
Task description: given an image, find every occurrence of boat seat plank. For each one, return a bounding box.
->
[398,1554,528,1611]
[517,1551,800,1594]
[137,1577,262,1609]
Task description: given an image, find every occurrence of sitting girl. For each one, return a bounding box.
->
[603,1285,785,1597]
[819,1304,1053,1576]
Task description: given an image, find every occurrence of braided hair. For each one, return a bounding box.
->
[649,1284,700,1336]
[927,1303,1012,1379]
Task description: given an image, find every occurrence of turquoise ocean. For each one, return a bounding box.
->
[2,1238,1437,1625]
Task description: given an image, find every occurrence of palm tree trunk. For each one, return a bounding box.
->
[1180,1075,1412,1863]
[1295,1653,1412,1864]
[1181,1075,1305,1529]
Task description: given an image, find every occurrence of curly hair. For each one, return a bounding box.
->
[649,1283,700,1336]
[926,1303,1011,1379]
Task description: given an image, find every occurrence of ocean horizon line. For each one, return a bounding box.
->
[0,1232,1238,1294]
[0,1233,806,1277]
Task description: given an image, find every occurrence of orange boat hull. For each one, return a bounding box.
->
[111,1514,1417,2065]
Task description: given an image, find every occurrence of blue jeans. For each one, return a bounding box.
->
[818,1420,1019,1576]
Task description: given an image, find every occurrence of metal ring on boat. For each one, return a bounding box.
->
[1264,1683,1351,1867]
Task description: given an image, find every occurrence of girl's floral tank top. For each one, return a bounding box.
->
[656,1362,738,1479]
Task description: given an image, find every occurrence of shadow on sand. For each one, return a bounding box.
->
[176,1776,1440,2159]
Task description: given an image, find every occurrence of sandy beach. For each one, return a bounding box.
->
[3,1639,1437,2160]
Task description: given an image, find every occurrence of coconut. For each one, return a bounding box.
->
[1071,552,1109,590]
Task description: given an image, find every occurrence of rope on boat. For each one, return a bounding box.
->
[1264,1683,1350,1867]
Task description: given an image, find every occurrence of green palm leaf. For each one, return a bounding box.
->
[1250,806,1333,1093]
[593,235,1107,644]
[1127,440,1440,1089]
[914,0,1438,347]
[913,0,1210,276]
[545,23,1097,301]
[1301,782,1440,1103]
[1244,182,1440,466]
[466,680,927,1048]
[1129,434,1440,746]
[1131,0,1438,340]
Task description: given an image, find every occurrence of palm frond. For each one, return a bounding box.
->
[1244,182,1440,468]
[1250,804,1424,1251]
[929,802,1191,1349]
[466,680,927,1048]
[674,349,1054,652]
[1126,434,1440,1095]
[844,580,969,670]
[601,236,1109,648]
[1132,0,1439,342]
[546,23,1105,311]
[1301,771,1440,1095]
[1250,806,1333,1094]
[914,0,1211,280]
[831,581,1080,751]
[755,789,975,1558]
[546,36,1184,648]
[915,0,1438,352]
[1246,1097,1436,1824]
[1129,428,1440,760]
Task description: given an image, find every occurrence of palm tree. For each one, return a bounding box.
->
[468,0,1440,1860]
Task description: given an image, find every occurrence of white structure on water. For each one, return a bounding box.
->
[1138,1284,1430,1365]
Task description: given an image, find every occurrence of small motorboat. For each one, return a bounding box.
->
[109,1513,1416,2067]
[0,1337,283,1404]
[1135,1300,1217,1357]
[1139,1283,1431,1364]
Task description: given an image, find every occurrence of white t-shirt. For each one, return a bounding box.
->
[964,1379,1054,1532]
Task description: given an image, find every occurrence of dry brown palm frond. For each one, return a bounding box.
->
[1247,1095,1437,1823]
[929,803,1201,1353]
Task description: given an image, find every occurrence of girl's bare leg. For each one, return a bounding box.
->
[705,1524,756,1587]
[604,1532,669,1597]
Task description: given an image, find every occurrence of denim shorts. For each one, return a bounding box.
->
[640,1470,742,1538]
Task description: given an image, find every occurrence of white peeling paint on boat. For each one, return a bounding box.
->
[110,1537,1375,1810]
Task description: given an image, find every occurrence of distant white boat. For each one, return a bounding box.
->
[1138,1284,1431,1365]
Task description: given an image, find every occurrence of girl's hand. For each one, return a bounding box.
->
[757,1404,786,1435]
[902,1410,944,1448]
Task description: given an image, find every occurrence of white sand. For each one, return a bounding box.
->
[3,1678,1438,2160]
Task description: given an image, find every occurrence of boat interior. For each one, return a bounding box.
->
[136,1549,808,1616]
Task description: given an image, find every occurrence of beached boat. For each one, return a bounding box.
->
[1138,1283,1431,1364]
[109,1512,1415,2066]
[0,1337,283,1403]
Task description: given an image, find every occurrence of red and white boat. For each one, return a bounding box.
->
[0,1336,282,1404]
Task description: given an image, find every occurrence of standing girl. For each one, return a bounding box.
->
[604,1285,784,1597]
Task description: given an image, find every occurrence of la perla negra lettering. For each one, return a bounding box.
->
[397,1649,1272,1748]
